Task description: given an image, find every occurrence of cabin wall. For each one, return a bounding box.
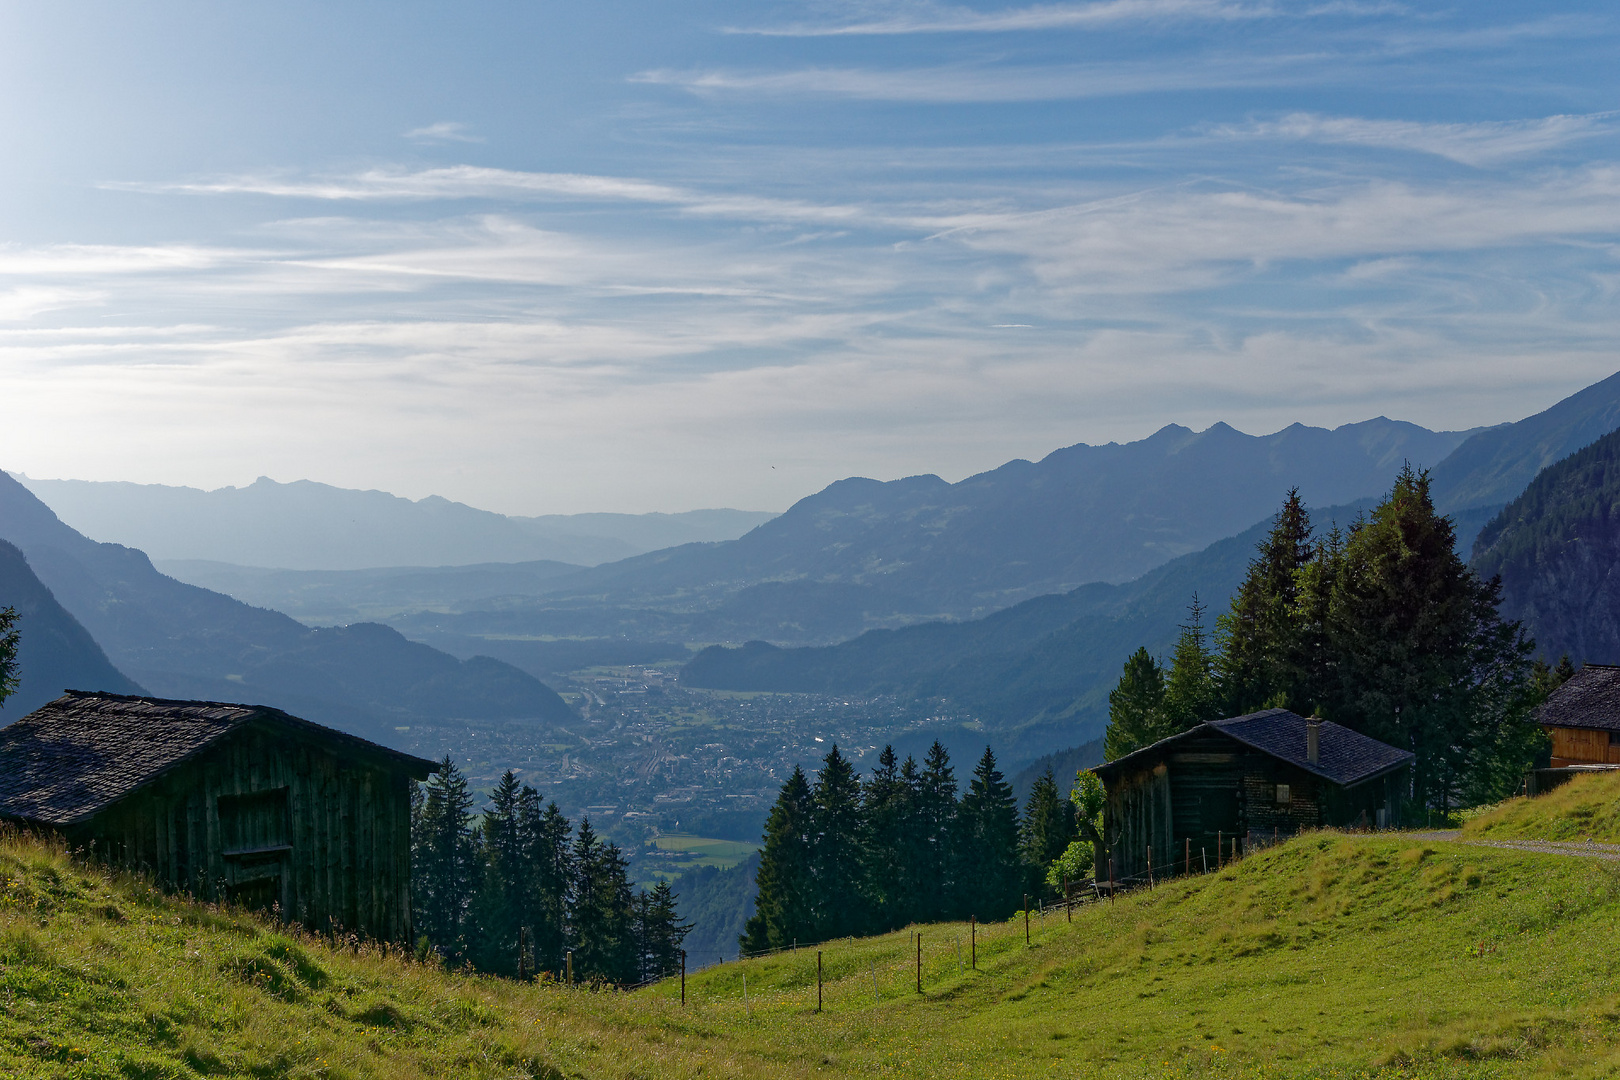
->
[68,725,415,942]
[1547,725,1620,768]
[1101,738,1410,882]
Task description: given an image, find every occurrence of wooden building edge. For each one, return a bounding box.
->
[0,690,437,942]
[1091,708,1414,885]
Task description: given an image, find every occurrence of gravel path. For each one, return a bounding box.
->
[1407,830,1620,860]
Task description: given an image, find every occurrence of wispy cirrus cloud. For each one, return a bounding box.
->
[403,121,484,144]
[1210,111,1619,166]
[632,55,1318,103]
[725,0,1281,36]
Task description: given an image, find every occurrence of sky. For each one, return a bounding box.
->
[1,1,1618,515]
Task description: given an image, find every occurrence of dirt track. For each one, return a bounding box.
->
[1409,829,1620,861]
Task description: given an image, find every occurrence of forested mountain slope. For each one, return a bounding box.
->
[684,499,1377,758]
[0,471,573,737]
[0,539,143,720]
[1471,426,1620,664]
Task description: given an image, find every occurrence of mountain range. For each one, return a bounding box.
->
[680,370,1620,761]
[0,471,573,739]
[10,474,776,570]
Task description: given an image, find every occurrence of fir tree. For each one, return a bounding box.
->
[955,747,1022,921]
[0,607,17,707]
[1321,466,1539,811]
[1163,595,1221,731]
[741,765,816,953]
[1104,647,1168,760]
[1216,489,1314,713]
[411,757,480,957]
[472,770,527,975]
[859,745,913,932]
[521,793,574,977]
[1018,768,1075,895]
[914,742,959,923]
[569,818,637,983]
[809,744,866,939]
[633,882,691,983]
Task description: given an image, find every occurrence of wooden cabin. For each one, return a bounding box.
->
[1091,708,1413,884]
[0,691,436,941]
[1536,664,1620,768]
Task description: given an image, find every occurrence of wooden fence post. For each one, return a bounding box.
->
[1184,838,1190,876]
[1108,857,1114,904]
[1217,831,1223,869]
[1024,895,1030,945]
[566,949,573,986]
[681,950,687,1006]
[816,951,822,1013]
[970,917,976,969]
[1147,846,1153,889]
[916,932,922,993]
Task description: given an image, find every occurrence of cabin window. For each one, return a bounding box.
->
[1275,783,1291,805]
[218,787,291,854]
[1609,731,1620,746]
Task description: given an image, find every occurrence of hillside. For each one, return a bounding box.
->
[0,471,573,738]
[0,540,143,719]
[14,473,775,570]
[1470,427,1620,664]
[8,828,1620,1077]
[1462,769,1620,842]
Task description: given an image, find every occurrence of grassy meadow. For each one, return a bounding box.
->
[7,825,1620,1078]
[1462,770,1620,842]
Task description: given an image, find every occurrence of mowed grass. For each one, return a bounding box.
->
[8,827,1620,1078]
[649,833,756,870]
[1461,769,1620,842]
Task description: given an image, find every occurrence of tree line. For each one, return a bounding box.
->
[745,742,1098,952]
[1107,467,1564,812]
[411,759,690,984]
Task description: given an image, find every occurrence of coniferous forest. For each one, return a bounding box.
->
[743,741,1087,953]
[410,762,691,985]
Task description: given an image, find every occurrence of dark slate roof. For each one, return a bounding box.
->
[0,691,437,826]
[1094,708,1414,788]
[1536,664,1620,732]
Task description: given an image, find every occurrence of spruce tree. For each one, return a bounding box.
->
[633,881,691,982]
[411,757,480,957]
[1321,467,1539,811]
[1217,489,1314,713]
[569,818,638,983]
[809,744,866,939]
[914,742,959,923]
[1104,647,1168,760]
[741,765,816,953]
[522,794,574,977]
[1018,768,1075,896]
[0,607,18,707]
[859,745,912,932]
[1163,595,1221,731]
[955,747,1022,921]
[472,770,526,975]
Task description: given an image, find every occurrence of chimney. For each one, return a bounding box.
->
[1306,716,1321,765]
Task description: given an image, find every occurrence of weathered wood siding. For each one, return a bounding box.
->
[1547,725,1620,768]
[66,721,415,941]
[1101,733,1409,882]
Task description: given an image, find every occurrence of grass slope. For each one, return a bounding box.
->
[1463,770,1620,842]
[8,828,1620,1078]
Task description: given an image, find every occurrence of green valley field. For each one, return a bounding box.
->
[6,824,1620,1079]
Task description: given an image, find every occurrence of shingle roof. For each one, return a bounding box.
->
[0,691,437,826]
[1536,664,1620,732]
[1094,708,1414,788]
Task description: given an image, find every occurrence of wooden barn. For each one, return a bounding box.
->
[1092,708,1413,884]
[1536,663,1620,768]
[0,691,436,941]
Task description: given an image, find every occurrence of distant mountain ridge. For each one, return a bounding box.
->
[12,474,776,570]
[0,471,573,738]
[388,417,1474,646]
[0,539,144,719]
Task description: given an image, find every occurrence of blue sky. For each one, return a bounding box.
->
[1,1,1617,514]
